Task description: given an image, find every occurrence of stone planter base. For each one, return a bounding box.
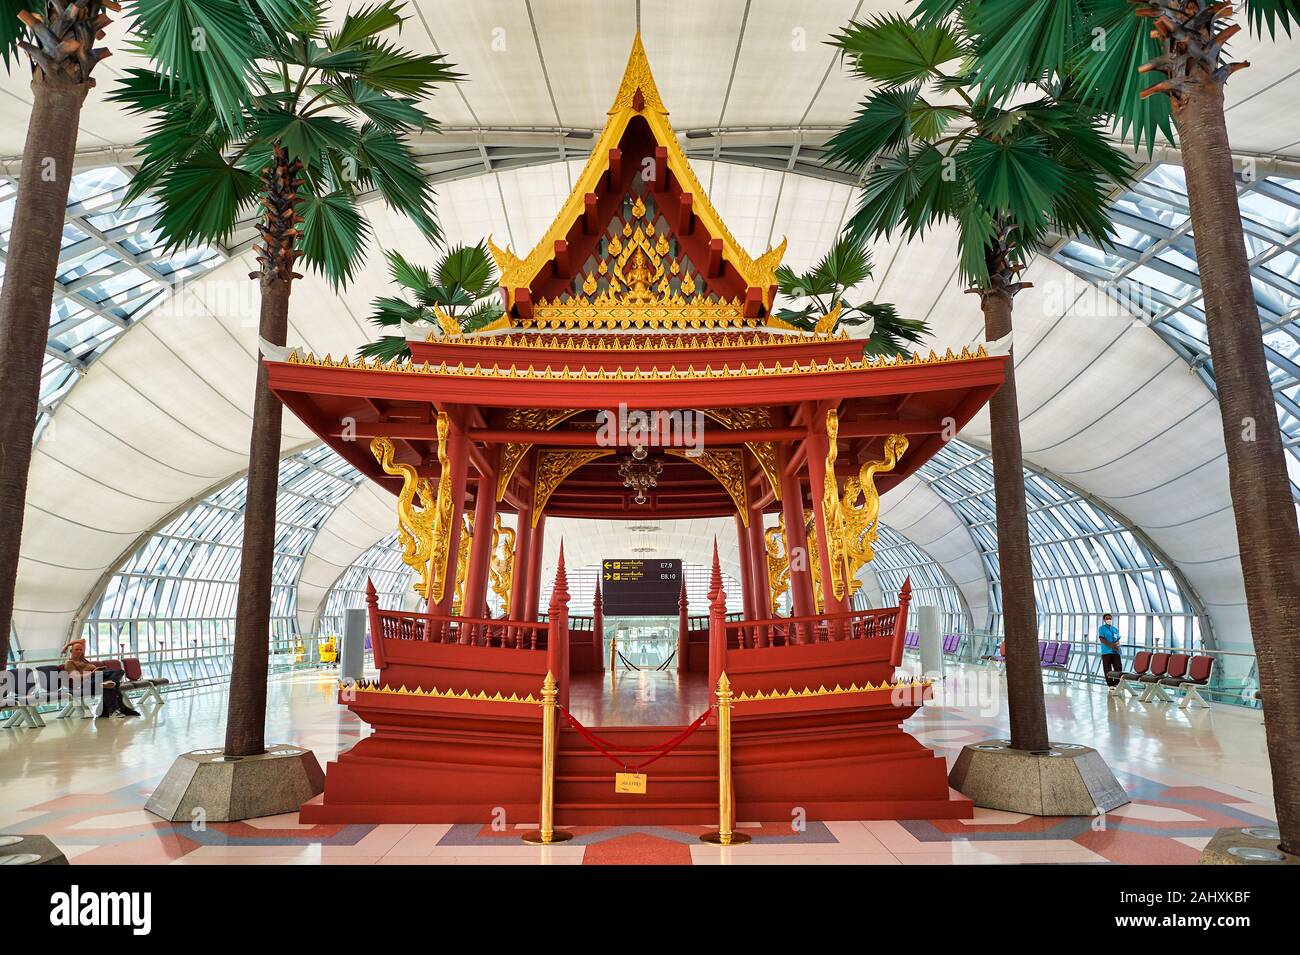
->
[0,833,68,864]
[948,739,1129,816]
[145,744,324,823]
[1200,826,1299,865]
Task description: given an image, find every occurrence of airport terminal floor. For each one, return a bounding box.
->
[0,664,1276,866]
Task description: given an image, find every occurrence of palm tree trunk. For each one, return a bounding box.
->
[0,73,90,666]
[980,287,1050,752]
[223,276,289,757]
[1175,78,1300,855]
[223,148,302,758]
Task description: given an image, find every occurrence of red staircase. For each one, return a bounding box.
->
[555,725,719,826]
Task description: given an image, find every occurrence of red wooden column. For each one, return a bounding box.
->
[803,419,850,623]
[463,461,499,624]
[546,542,571,710]
[434,425,472,620]
[778,447,815,634]
[676,578,689,673]
[734,513,756,621]
[707,540,727,704]
[524,514,547,623]
[592,580,604,673]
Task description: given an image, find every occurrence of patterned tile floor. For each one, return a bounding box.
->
[0,666,1275,865]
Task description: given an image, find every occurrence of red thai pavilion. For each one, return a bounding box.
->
[265,37,1008,825]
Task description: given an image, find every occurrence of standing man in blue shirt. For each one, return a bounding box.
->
[1098,614,1122,687]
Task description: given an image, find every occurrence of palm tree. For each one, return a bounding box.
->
[0,0,312,669]
[359,241,504,362]
[111,0,457,758]
[826,12,1135,752]
[773,235,930,357]
[939,0,1300,857]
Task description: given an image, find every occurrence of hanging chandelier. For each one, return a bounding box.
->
[618,445,663,505]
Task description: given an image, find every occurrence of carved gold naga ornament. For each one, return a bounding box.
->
[818,408,909,601]
[820,410,851,602]
[369,412,456,604]
[840,433,909,585]
[452,514,473,615]
[806,517,825,614]
[489,514,516,617]
[764,513,792,616]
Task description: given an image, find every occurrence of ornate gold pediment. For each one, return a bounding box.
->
[532,448,616,525]
[496,408,582,502]
[665,448,748,523]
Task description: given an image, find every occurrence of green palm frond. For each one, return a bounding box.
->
[327,0,405,50]
[125,0,318,128]
[357,335,412,363]
[117,0,459,291]
[830,13,963,89]
[1245,0,1300,37]
[1070,0,1175,154]
[0,1,44,71]
[951,0,1298,154]
[772,235,924,355]
[828,4,1133,290]
[824,85,921,174]
[966,0,1086,102]
[437,241,497,297]
[297,188,371,287]
[359,242,502,361]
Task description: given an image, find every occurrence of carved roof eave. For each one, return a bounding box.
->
[487,33,786,313]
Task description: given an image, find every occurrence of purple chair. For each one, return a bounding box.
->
[1042,643,1071,684]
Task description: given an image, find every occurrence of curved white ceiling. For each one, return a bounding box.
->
[12,0,1295,652]
[4,1,1299,163]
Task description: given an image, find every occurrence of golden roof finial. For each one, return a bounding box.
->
[609,32,667,116]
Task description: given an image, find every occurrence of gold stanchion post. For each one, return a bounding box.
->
[700,672,751,846]
[522,671,573,845]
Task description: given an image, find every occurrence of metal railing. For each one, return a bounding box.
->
[903,631,1261,709]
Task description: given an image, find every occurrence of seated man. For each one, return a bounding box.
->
[62,639,141,718]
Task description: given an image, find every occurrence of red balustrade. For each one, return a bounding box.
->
[372,607,549,650]
[723,606,901,650]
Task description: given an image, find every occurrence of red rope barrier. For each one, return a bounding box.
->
[558,705,713,772]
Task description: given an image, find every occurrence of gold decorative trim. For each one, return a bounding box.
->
[807,518,824,614]
[840,434,909,587]
[732,677,932,704]
[487,34,785,314]
[526,300,753,330]
[428,331,848,350]
[820,409,849,602]
[496,408,582,502]
[764,514,791,617]
[371,422,453,603]
[343,680,540,706]
[701,407,781,501]
[284,345,991,381]
[452,513,472,615]
[532,448,616,526]
[431,304,462,337]
[489,514,515,617]
[665,448,748,524]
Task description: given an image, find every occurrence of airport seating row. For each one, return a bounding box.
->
[902,632,964,654]
[0,658,169,728]
[1109,651,1213,708]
